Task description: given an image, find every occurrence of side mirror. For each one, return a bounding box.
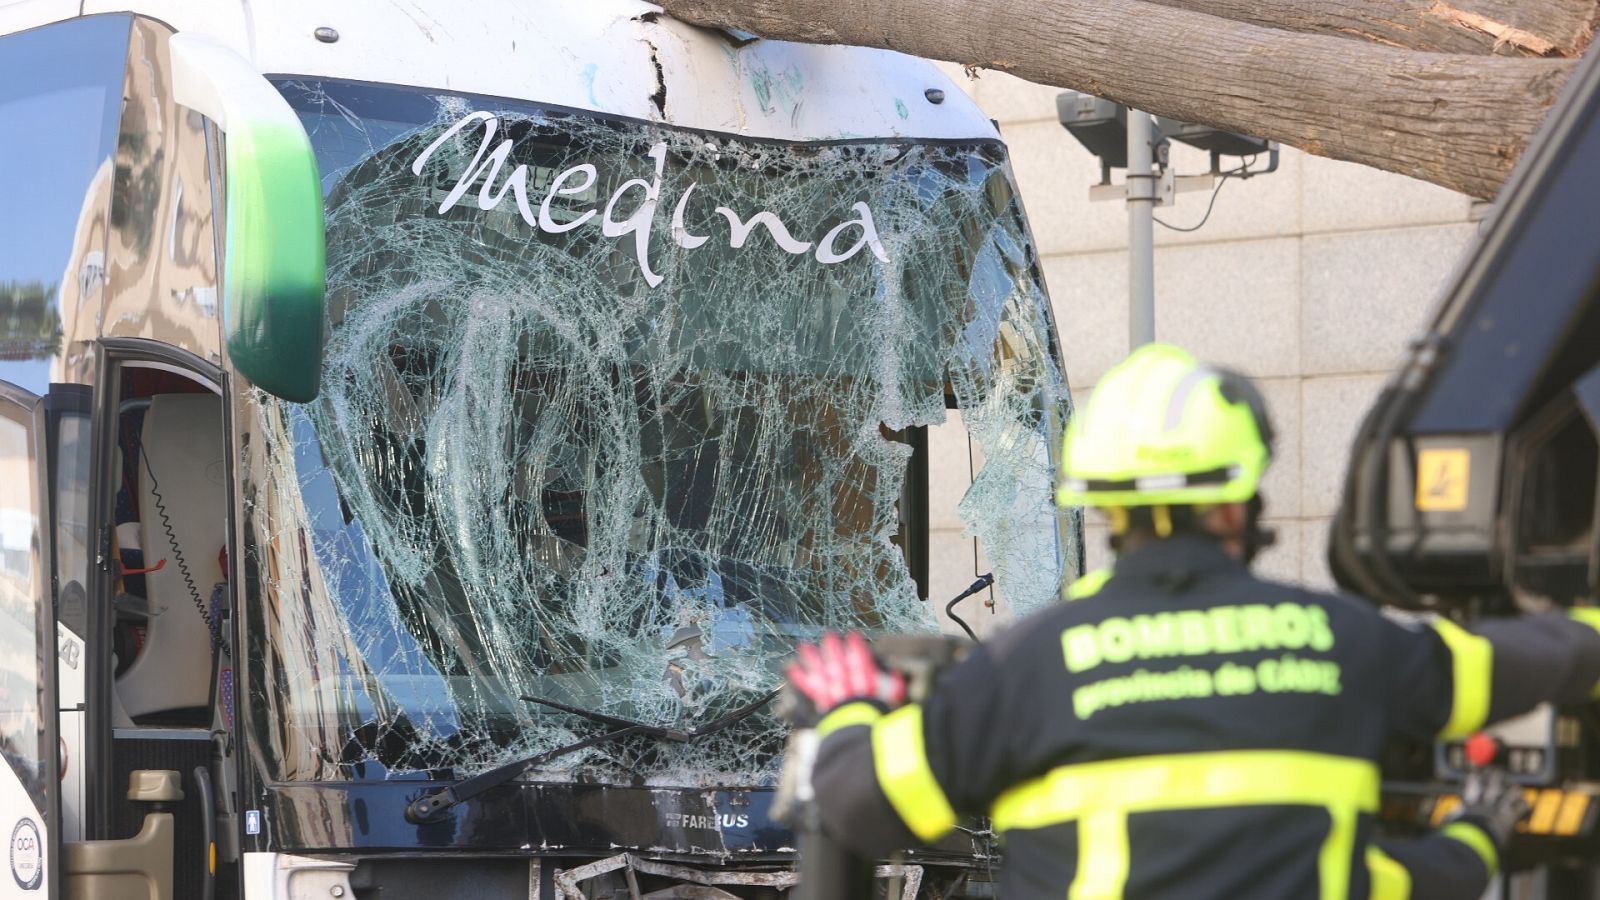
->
[169,35,325,403]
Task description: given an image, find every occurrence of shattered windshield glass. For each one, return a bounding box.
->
[239,78,1072,784]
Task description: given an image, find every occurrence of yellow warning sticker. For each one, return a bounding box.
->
[1429,790,1595,836]
[1529,789,1565,834]
[1554,792,1590,837]
[1416,448,1471,512]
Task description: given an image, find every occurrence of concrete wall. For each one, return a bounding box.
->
[927,66,1486,624]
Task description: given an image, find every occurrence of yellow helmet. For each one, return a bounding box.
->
[1056,344,1274,509]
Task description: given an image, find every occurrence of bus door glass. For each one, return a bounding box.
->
[0,384,60,899]
[43,387,92,844]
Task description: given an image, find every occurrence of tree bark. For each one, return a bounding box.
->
[659,0,1576,198]
[1145,0,1600,57]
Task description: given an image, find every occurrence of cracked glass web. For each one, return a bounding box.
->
[239,79,1074,784]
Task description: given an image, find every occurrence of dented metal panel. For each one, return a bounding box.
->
[66,0,997,143]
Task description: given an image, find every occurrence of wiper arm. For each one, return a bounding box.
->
[404,724,644,823]
[521,695,694,740]
[522,688,781,742]
[691,687,783,734]
[403,689,779,824]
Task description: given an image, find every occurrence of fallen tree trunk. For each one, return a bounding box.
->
[660,0,1576,198]
[1147,0,1600,57]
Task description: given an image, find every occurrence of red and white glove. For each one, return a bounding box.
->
[786,631,907,721]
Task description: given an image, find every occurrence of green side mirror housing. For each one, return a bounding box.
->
[171,34,325,403]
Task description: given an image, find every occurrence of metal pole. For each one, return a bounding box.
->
[1126,110,1156,347]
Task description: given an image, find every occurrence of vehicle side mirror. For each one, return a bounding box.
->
[169,34,325,403]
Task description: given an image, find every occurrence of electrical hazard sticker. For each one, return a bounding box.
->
[1416,448,1470,512]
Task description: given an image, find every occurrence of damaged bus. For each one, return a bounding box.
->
[0,2,1075,897]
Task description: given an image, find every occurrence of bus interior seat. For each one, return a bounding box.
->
[114,393,226,721]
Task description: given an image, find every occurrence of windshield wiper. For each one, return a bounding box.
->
[403,688,779,823]
[405,724,645,822]
[522,688,780,743]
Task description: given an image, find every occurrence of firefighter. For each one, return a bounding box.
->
[788,343,1600,899]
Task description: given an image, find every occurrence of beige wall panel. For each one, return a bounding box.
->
[1153,238,1301,378]
[1301,224,1477,375]
[1302,154,1473,234]
[1045,251,1131,386]
[1300,373,1389,519]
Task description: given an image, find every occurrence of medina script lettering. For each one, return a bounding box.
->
[412,112,890,287]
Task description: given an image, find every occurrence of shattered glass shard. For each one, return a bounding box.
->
[237,78,1074,785]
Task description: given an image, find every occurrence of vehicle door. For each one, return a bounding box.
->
[0,383,61,900]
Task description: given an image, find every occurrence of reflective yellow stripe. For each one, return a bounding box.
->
[1430,618,1492,739]
[1569,607,1600,633]
[1320,805,1358,900]
[1365,845,1411,900]
[990,751,1380,827]
[871,705,958,842]
[816,701,883,739]
[1441,821,1498,876]
[991,751,1378,900]
[1070,809,1129,900]
[1065,568,1112,601]
[1571,609,1600,699]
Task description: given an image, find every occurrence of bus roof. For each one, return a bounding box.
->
[0,0,1000,144]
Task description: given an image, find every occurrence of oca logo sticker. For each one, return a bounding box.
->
[10,818,42,890]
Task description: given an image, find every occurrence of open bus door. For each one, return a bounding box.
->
[43,385,91,850]
[0,383,62,900]
[1,376,205,900]
[7,377,193,900]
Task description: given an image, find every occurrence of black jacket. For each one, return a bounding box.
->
[811,535,1600,899]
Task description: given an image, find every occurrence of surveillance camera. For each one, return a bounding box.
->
[1057,92,1129,169]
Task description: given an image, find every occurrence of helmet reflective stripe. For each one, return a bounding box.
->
[1057,343,1272,509]
[1163,365,1216,432]
[1062,464,1242,494]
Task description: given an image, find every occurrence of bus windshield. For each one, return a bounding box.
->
[238,78,1071,784]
